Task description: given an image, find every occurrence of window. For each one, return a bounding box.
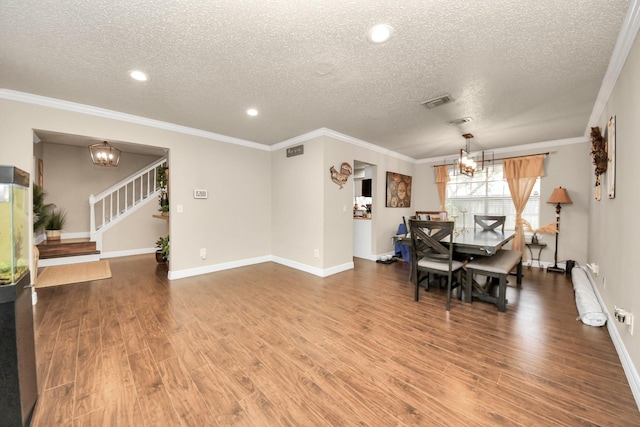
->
[445,164,540,230]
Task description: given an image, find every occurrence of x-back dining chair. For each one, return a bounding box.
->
[415,210,441,220]
[474,215,506,232]
[409,220,464,311]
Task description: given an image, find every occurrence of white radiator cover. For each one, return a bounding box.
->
[571,267,607,327]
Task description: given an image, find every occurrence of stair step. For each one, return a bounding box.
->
[37,238,99,259]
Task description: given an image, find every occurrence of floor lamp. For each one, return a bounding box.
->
[546,187,572,273]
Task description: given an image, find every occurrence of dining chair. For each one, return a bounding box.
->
[402,215,415,236]
[409,219,464,311]
[474,215,506,232]
[415,210,441,220]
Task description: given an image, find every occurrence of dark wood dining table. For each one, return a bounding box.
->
[395,229,515,256]
[447,230,516,256]
[396,229,516,289]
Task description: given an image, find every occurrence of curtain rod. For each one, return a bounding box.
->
[432,152,550,168]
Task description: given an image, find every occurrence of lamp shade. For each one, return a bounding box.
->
[89,141,121,167]
[547,187,572,204]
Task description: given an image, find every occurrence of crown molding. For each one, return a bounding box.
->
[0,88,597,164]
[270,127,418,163]
[586,0,640,133]
[0,89,270,151]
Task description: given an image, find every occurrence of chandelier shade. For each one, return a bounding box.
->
[89,141,121,167]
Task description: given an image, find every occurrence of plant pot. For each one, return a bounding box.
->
[155,250,166,263]
[46,230,61,241]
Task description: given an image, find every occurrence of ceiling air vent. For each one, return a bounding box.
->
[421,94,452,109]
[448,117,473,125]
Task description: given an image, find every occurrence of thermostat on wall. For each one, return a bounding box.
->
[194,189,208,199]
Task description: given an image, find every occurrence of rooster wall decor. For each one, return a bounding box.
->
[329,162,352,189]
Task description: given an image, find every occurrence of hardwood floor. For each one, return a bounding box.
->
[30,255,640,426]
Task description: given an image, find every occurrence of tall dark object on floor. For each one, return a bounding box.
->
[0,165,38,426]
[546,186,573,274]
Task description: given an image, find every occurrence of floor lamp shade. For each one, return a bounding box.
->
[547,187,572,273]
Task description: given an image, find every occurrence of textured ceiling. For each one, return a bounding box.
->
[0,1,631,159]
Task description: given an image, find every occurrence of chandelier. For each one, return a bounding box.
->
[89,140,121,167]
[458,133,478,177]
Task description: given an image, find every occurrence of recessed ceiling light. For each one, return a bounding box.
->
[129,70,148,81]
[247,108,258,116]
[368,24,393,43]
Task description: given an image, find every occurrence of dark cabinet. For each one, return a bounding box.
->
[362,179,372,197]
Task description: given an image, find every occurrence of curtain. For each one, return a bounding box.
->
[435,165,450,211]
[503,155,545,260]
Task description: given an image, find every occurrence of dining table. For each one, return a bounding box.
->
[396,229,516,293]
[396,229,515,257]
[447,229,516,256]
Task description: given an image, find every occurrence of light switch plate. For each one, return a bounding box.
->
[194,189,208,199]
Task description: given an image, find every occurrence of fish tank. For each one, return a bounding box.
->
[0,165,30,288]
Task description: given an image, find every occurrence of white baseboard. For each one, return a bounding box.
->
[61,231,91,239]
[101,247,156,259]
[168,255,354,280]
[168,256,273,280]
[38,253,101,267]
[584,267,640,410]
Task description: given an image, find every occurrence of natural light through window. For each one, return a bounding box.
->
[445,164,540,231]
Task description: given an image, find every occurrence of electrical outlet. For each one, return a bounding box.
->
[200,248,206,259]
[314,249,319,258]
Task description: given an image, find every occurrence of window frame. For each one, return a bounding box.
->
[444,164,540,231]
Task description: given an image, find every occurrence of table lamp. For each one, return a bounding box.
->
[547,187,572,273]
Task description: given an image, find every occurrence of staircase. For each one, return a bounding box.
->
[37,238,100,267]
[90,157,167,251]
[37,157,168,267]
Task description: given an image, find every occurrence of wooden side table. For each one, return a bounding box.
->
[525,241,547,268]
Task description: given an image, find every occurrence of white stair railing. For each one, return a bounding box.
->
[90,157,167,249]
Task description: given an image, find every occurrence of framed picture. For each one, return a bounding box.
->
[38,159,44,188]
[386,172,412,207]
[607,115,616,199]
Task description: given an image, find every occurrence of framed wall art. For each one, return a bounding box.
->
[607,115,616,199]
[386,171,412,207]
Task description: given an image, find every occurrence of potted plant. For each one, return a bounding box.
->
[155,235,169,263]
[522,219,557,243]
[157,165,169,216]
[46,208,67,241]
[33,184,55,234]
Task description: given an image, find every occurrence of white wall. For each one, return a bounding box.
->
[102,198,166,254]
[41,142,162,233]
[590,31,640,373]
[271,136,325,269]
[0,97,272,277]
